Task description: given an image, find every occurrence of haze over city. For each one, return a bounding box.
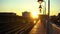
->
[0,0,60,16]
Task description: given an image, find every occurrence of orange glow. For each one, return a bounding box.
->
[31,12,38,19]
[34,25,37,28]
[34,20,36,24]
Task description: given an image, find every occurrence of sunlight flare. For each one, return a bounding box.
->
[31,11,38,18]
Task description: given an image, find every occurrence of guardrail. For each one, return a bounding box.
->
[48,22,60,34]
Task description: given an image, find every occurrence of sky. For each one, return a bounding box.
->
[0,0,60,16]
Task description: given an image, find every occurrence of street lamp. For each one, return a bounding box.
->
[38,0,46,15]
[38,0,43,13]
[39,5,42,13]
[38,0,43,4]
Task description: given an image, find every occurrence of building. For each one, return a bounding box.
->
[22,11,31,18]
[0,12,17,23]
[0,12,16,16]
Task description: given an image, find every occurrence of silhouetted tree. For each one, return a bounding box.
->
[58,13,60,20]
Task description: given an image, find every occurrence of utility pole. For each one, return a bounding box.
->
[47,0,53,34]
[48,0,50,16]
[46,0,50,34]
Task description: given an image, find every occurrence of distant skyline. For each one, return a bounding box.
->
[0,0,60,16]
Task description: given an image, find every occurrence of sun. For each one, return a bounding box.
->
[31,12,38,19]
